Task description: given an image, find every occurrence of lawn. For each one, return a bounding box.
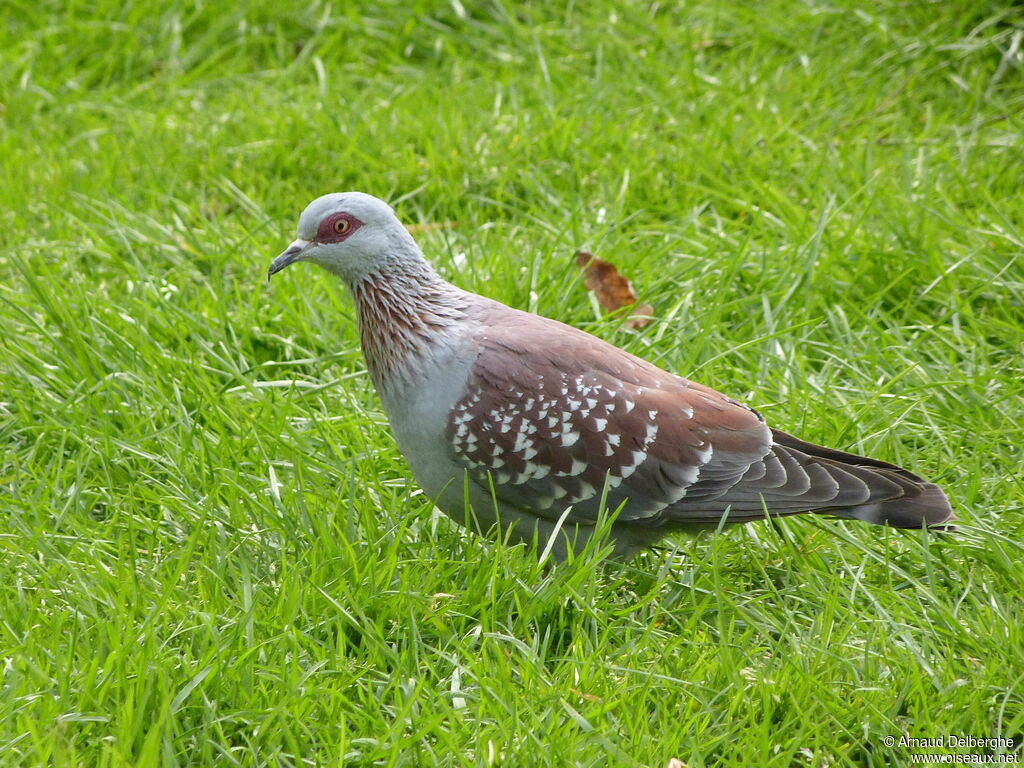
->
[2,1,1023,765]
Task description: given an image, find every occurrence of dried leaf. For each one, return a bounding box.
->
[575,250,653,329]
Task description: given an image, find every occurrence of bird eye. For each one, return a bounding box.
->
[334,218,350,235]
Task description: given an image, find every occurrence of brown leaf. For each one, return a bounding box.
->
[575,250,653,329]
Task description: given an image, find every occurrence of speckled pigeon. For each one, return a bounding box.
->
[268,192,953,560]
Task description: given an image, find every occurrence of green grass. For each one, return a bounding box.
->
[2,0,1023,765]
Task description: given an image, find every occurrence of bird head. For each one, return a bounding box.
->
[269,192,414,284]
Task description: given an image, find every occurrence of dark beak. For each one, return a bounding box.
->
[268,240,309,278]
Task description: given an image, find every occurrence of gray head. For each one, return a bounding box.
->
[269,192,424,284]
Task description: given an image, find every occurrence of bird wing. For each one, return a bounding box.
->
[444,307,789,526]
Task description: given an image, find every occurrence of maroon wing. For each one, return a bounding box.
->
[445,308,774,525]
[446,306,953,529]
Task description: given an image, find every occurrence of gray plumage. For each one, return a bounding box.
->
[269,192,954,560]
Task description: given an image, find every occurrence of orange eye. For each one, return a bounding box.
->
[334,218,350,235]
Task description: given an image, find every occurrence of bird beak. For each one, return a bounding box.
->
[268,239,310,278]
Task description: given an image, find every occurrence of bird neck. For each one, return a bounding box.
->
[351,259,468,392]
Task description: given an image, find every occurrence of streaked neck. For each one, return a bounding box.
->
[352,263,468,391]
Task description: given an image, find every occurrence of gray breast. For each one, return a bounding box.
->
[377,328,479,502]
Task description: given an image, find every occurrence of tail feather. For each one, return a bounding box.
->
[771,429,955,528]
[840,481,954,528]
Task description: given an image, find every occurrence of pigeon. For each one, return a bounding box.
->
[269,192,954,560]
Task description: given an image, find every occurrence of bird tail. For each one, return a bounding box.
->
[770,430,955,529]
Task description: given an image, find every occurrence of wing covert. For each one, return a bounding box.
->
[444,314,774,525]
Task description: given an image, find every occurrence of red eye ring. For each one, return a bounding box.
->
[316,212,362,242]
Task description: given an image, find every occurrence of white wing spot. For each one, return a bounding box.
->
[560,430,581,448]
[694,442,713,464]
[529,463,550,480]
[513,432,531,453]
[567,482,596,503]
